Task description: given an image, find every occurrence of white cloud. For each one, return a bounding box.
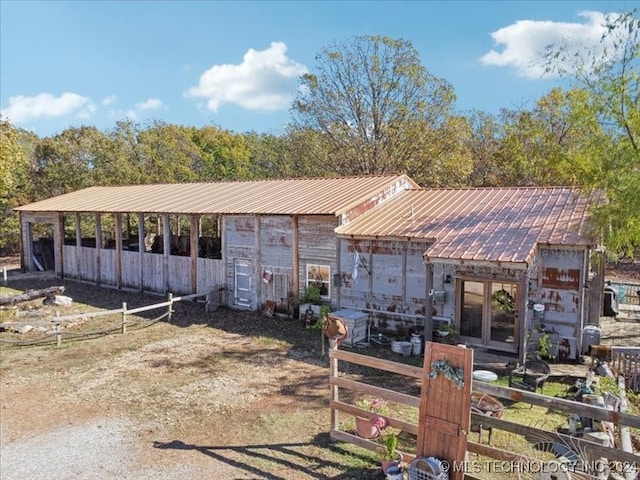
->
[110,98,164,121]
[187,41,308,112]
[102,95,117,106]
[136,98,163,111]
[480,11,621,79]
[0,92,93,124]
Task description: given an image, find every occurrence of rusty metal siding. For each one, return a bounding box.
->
[338,239,428,331]
[527,248,586,359]
[259,216,293,268]
[298,215,338,304]
[406,242,428,311]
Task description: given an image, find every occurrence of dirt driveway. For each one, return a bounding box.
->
[0,277,379,479]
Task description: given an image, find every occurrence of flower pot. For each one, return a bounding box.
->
[355,416,379,439]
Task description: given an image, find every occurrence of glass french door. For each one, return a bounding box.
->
[459,280,518,352]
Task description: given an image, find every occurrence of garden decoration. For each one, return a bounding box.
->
[491,288,515,312]
[354,397,388,439]
[428,359,464,389]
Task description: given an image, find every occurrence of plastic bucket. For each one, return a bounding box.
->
[410,333,422,356]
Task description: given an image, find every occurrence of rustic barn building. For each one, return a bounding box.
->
[334,187,604,362]
[15,177,603,362]
[15,175,416,313]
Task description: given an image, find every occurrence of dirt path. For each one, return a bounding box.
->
[0,279,378,479]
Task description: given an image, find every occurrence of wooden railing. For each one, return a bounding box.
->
[328,340,639,479]
[0,291,210,347]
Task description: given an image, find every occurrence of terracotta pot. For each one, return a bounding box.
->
[354,416,379,439]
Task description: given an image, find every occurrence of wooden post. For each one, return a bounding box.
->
[121,302,127,334]
[424,260,434,342]
[138,213,144,292]
[292,215,299,302]
[115,213,122,289]
[95,213,102,286]
[167,293,173,322]
[55,311,62,347]
[163,214,170,294]
[190,215,199,294]
[2,266,6,285]
[75,213,81,277]
[329,338,339,431]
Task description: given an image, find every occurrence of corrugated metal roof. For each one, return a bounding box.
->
[335,188,598,265]
[15,175,418,216]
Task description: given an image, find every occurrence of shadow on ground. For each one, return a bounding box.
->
[152,432,383,479]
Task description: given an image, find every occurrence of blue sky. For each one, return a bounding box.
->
[0,0,634,138]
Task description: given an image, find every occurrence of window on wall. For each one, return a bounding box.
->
[306,264,330,299]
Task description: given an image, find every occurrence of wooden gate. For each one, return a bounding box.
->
[417,342,472,480]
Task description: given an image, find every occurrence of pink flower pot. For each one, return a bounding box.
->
[355,416,379,439]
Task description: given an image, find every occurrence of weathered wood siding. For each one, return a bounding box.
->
[143,253,164,292]
[298,215,338,307]
[77,247,96,280]
[99,249,117,286]
[528,247,586,359]
[225,216,257,308]
[197,257,225,293]
[258,216,293,311]
[121,250,142,289]
[63,245,77,278]
[168,255,190,294]
[339,239,429,330]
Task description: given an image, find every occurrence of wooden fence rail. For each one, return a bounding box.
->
[328,340,639,479]
[1,290,210,347]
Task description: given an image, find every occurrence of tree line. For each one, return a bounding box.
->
[1,11,638,256]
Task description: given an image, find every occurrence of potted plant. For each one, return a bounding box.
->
[354,397,388,439]
[378,432,402,475]
[298,284,322,322]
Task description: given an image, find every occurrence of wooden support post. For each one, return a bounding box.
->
[292,215,299,303]
[167,293,173,322]
[138,213,144,292]
[329,338,339,431]
[121,302,127,334]
[424,260,434,342]
[115,213,122,289]
[163,215,170,294]
[55,312,62,347]
[75,213,81,277]
[95,213,102,285]
[190,215,199,294]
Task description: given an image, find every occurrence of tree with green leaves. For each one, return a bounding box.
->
[544,9,639,255]
[291,35,456,180]
[0,119,38,253]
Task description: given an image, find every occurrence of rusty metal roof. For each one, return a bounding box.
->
[15,175,417,216]
[335,187,599,266]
